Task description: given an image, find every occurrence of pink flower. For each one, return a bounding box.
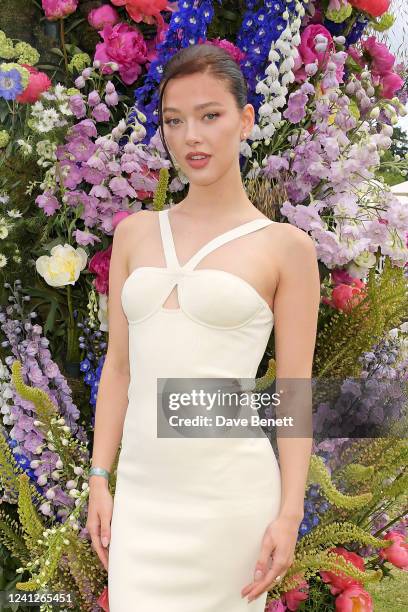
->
[88,5,120,30]
[348,0,390,17]
[282,575,309,611]
[74,229,101,247]
[92,103,111,122]
[379,70,404,99]
[266,600,287,612]
[294,25,343,85]
[335,585,373,611]
[379,531,408,569]
[112,211,132,230]
[362,36,395,74]
[35,191,61,216]
[15,64,51,104]
[96,585,109,612]
[111,0,178,31]
[89,245,112,295]
[331,268,355,286]
[204,38,246,64]
[68,94,86,118]
[42,0,78,21]
[320,547,366,595]
[94,23,148,85]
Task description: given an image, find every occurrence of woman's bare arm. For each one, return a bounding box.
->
[89,215,135,488]
[273,225,321,520]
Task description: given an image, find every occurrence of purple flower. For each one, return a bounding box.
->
[66,136,96,162]
[69,119,97,139]
[35,191,61,216]
[82,166,105,184]
[68,94,86,118]
[263,155,289,179]
[88,90,101,107]
[60,161,83,189]
[92,103,110,122]
[74,228,101,246]
[109,176,137,198]
[283,91,308,123]
[0,68,24,100]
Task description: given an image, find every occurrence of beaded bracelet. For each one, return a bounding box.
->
[89,466,110,480]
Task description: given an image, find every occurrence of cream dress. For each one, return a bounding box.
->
[108,207,282,611]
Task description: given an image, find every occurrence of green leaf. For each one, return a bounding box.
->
[50,48,64,58]
[65,17,86,35]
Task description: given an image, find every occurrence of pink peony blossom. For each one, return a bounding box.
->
[111,0,178,31]
[204,38,246,64]
[335,585,373,611]
[15,64,51,104]
[94,22,148,85]
[96,585,109,612]
[362,36,395,74]
[379,70,404,99]
[42,0,78,21]
[88,5,120,30]
[88,244,112,295]
[379,531,408,569]
[348,0,390,17]
[282,575,309,611]
[320,547,366,595]
[294,25,344,85]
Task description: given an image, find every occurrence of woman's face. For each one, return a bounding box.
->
[161,71,254,185]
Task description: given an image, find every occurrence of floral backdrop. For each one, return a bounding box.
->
[0,1,407,611]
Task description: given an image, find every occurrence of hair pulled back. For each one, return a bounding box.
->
[157,44,248,169]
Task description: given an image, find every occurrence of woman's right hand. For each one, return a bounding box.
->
[86,478,113,572]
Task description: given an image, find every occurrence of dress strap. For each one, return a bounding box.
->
[183,217,273,271]
[159,208,180,270]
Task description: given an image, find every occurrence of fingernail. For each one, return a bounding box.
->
[102,536,109,547]
[254,569,263,581]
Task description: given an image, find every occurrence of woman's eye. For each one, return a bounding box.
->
[164,118,180,126]
[164,113,219,126]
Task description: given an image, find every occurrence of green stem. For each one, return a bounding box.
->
[60,18,69,78]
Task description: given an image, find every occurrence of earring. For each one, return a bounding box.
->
[241,132,248,141]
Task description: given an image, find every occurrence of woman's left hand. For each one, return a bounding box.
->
[240,514,301,603]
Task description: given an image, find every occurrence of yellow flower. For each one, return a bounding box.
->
[35,244,87,287]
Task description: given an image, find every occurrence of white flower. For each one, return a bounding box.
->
[35,243,88,287]
[7,209,22,218]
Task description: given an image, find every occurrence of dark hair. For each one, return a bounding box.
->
[157,44,248,170]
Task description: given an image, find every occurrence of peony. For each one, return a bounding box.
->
[36,244,87,287]
[379,70,404,99]
[348,0,390,17]
[335,585,373,611]
[294,25,343,84]
[96,585,109,612]
[42,0,78,21]
[379,531,408,569]
[15,64,51,104]
[94,23,148,85]
[320,547,366,595]
[282,575,309,611]
[361,36,395,74]
[88,5,120,30]
[88,244,112,295]
[111,0,177,28]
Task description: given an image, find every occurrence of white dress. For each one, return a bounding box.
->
[108,207,282,611]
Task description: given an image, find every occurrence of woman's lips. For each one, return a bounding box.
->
[186,155,211,169]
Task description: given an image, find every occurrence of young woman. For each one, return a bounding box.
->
[86,44,320,611]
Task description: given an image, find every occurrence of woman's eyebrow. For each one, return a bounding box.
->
[163,101,224,113]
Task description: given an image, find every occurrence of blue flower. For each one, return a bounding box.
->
[0,68,24,101]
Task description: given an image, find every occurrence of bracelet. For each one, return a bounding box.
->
[89,466,110,480]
